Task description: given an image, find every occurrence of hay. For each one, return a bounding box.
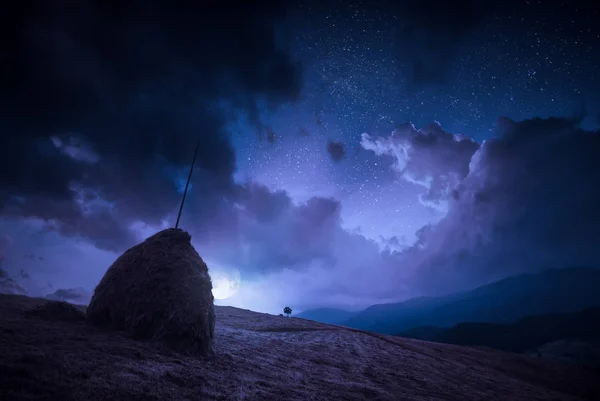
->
[26,301,85,322]
[86,228,215,356]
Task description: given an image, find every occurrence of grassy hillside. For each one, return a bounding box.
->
[2,294,600,400]
[397,307,600,368]
[295,307,359,325]
[399,307,600,349]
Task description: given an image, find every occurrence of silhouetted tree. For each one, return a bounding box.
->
[283,306,292,317]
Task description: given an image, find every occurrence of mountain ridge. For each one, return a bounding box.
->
[299,267,600,335]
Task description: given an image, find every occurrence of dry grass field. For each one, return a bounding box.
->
[1,294,599,401]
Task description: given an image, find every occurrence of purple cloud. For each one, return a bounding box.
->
[366,117,600,295]
[361,121,479,211]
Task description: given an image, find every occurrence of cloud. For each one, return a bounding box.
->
[0,0,302,251]
[365,116,600,294]
[361,121,479,211]
[327,141,345,162]
[3,5,599,313]
[0,235,13,265]
[195,181,420,309]
[7,114,597,312]
[204,183,375,278]
[1,179,409,311]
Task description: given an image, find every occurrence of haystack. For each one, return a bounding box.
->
[86,228,215,356]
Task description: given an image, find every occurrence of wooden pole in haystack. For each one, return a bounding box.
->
[175,140,200,229]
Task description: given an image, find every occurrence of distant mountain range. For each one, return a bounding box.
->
[297,267,600,335]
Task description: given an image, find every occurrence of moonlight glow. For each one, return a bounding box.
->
[210,268,241,300]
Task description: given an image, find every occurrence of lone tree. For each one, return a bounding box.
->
[283,306,292,317]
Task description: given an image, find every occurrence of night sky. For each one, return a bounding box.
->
[1,0,599,314]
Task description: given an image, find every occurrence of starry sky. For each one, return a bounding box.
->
[1,0,599,314]
[232,0,600,242]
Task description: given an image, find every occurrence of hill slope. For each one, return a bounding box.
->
[341,267,600,334]
[398,307,600,367]
[2,294,600,401]
[434,307,600,352]
[295,307,359,325]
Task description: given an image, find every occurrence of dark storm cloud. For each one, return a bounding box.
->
[207,183,344,276]
[234,183,292,223]
[0,0,302,250]
[365,116,600,295]
[326,141,345,162]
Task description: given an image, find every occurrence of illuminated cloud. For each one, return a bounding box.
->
[361,121,479,212]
